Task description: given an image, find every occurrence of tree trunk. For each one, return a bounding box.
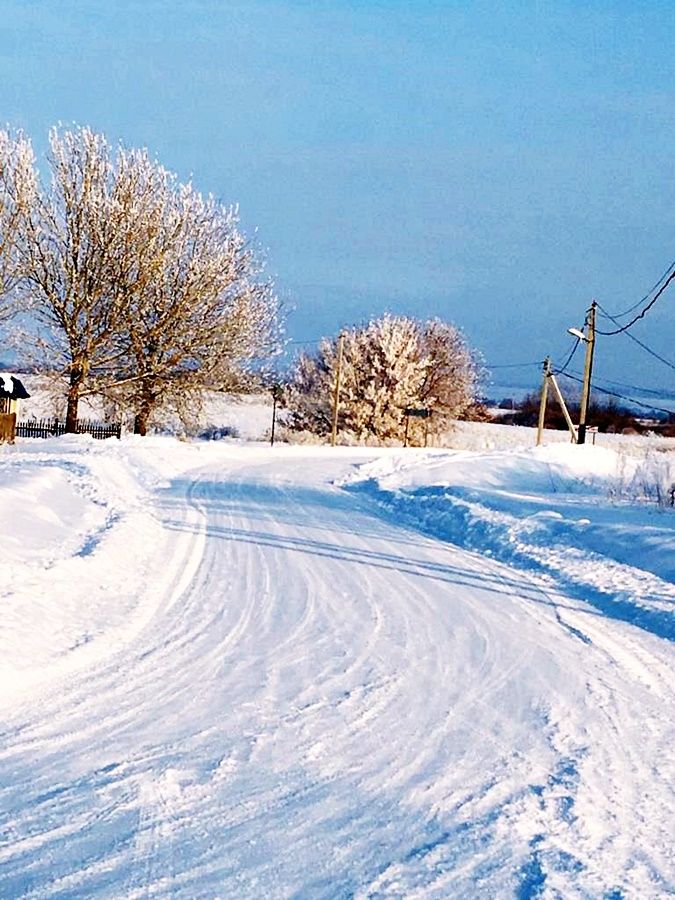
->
[133,382,154,436]
[65,366,84,433]
[133,410,149,436]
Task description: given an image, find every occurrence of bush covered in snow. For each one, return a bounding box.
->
[284,314,481,444]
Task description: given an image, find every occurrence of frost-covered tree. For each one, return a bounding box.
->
[417,319,482,430]
[0,130,36,320]
[14,126,280,433]
[101,152,280,435]
[18,127,131,431]
[339,315,428,441]
[286,314,480,443]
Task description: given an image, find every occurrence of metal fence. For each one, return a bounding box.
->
[16,418,122,440]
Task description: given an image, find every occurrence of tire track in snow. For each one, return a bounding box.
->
[181,461,577,894]
[0,451,673,897]
[0,474,212,897]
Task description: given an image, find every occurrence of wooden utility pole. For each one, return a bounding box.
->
[270,394,277,447]
[270,383,283,447]
[330,332,345,447]
[549,374,578,443]
[577,301,597,445]
[536,357,551,446]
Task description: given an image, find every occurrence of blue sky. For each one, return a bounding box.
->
[2,0,674,395]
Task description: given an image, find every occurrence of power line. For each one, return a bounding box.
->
[618,328,675,373]
[557,371,674,416]
[596,301,675,372]
[596,269,675,335]
[563,367,675,399]
[599,258,675,319]
[553,337,580,376]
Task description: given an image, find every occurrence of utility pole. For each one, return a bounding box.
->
[330,332,345,447]
[577,301,596,445]
[549,373,578,443]
[536,357,551,446]
[269,383,283,447]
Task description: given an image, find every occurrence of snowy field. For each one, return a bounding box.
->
[17,374,675,453]
[0,422,674,897]
[16,377,276,443]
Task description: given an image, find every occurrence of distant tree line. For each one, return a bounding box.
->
[0,126,281,433]
[494,392,675,436]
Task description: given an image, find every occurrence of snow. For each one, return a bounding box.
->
[17,376,276,441]
[17,375,674,452]
[341,444,675,634]
[0,429,673,897]
[0,372,16,395]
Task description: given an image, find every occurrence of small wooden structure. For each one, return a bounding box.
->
[0,374,30,444]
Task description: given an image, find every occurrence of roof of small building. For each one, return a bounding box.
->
[0,374,30,400]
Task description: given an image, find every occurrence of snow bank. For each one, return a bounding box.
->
[445,418,674,455]
[0,436,223,707]
[342,443,675,639]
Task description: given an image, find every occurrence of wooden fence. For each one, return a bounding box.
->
[15,418,122,440]
[0,412,16,443]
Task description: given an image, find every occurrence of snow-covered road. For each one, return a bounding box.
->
[1,445,673,897]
